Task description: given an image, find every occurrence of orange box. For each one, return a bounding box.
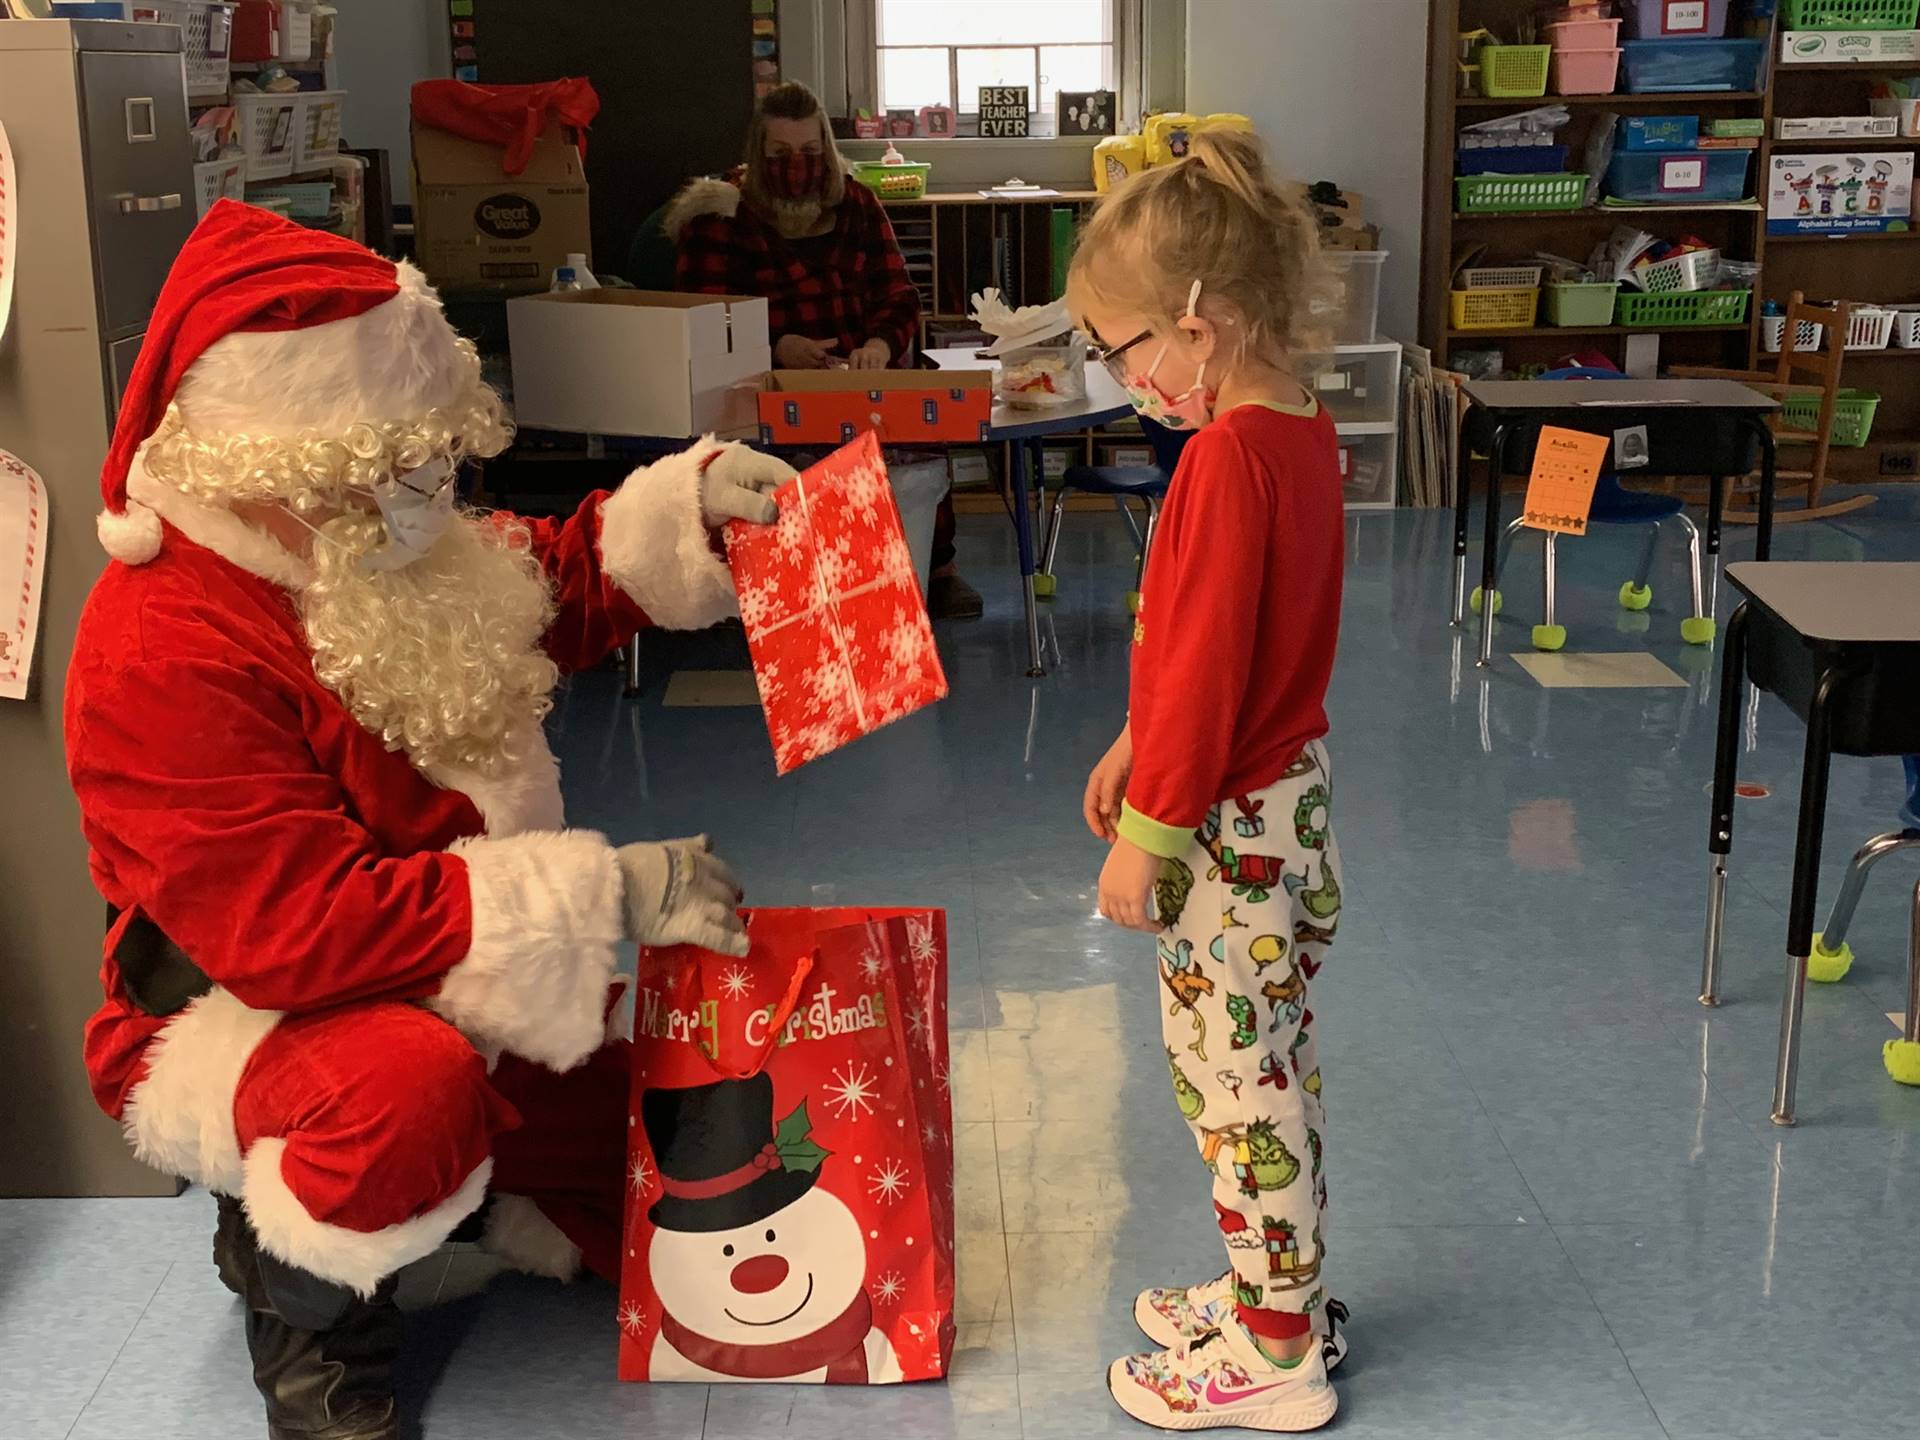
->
[756,370,994,446]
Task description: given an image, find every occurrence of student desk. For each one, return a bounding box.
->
[1457,379,1781,667]
[1699,562,1920,1126]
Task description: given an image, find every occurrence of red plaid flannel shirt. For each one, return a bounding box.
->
[676,173,920,364]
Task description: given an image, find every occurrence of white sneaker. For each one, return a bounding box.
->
[1107,1321,1338,1433]
[1135,1276,1349,1372]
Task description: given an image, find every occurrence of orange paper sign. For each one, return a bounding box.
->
[1521,426,1610,536]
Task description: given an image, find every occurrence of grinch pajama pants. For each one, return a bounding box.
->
[1153,741,1339,1342]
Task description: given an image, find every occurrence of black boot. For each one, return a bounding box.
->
[213,1199,402,1439]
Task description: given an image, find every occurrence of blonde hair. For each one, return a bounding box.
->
[1070,128,1337,365]
[741,81,848,218]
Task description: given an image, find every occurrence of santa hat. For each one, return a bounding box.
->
[100,200,482,564]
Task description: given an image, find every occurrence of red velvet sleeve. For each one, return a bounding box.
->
[497,493,650,673]
[1120,431,1268,848]
[67,653,474,1015]
[851,187,921,362]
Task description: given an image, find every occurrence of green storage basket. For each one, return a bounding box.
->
[1781,389,1881,448]
[1614,289,1751,328]
[1455,172,1588,214]
[1781,0,1919,29]
[1546,280,1621,327]
[1477,44,1552,98]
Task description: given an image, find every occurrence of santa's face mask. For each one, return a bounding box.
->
[364,457,458,572]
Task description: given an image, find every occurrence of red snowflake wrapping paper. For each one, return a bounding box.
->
[726,433,949,775]
[620,907,955,1384]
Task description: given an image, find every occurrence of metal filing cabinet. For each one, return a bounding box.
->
[0,19,196,1195]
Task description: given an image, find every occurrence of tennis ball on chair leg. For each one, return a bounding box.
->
[1032,574,1057,599]
[1530,624,1567,652]
[1681,616,1717,646]
[1470,587,1503,617]
[1807,933,1853,984]
[1618,581,1653,612]
[1884,1039,1920,1086]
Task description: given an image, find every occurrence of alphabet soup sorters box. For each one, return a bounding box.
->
[756,371,994,446]
[508,291,772,437]
[411,120,590,294]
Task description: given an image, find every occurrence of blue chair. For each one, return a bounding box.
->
[1035,416,1192,614]
[1471,366,1714,652]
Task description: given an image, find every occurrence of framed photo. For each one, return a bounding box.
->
[977,86,1030,138]
[885,108,917,138]
[1057,90,1116,136]
[918,104,956,138]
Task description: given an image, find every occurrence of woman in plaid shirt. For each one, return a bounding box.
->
[669,82,983,619]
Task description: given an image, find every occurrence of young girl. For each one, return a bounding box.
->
[1069,130,1347,1433]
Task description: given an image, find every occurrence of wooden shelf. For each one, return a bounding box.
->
[1770,136,1919,150]
[1455,203,1762,219]
[1765,228,1920,243]
[1457,91,1766,109]
[1445,323,1753,338]
[1835,347,1920,359]
[1776,63,1920,75]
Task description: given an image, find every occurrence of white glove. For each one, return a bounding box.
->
[702,442,793,528]
[615,834,749,956]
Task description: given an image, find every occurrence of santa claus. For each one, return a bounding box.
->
[65,200,788,1438]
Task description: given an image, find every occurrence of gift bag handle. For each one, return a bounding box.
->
[699,949,816,1081]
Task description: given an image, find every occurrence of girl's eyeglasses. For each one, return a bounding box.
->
[1086,328,1154,384]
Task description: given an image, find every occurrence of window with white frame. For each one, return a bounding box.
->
[874,0,1120,135]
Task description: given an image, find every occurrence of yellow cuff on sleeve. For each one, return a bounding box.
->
[1117,802,1194,860]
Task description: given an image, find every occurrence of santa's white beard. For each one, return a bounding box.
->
[299,509,559,777]
[770,196,827,238]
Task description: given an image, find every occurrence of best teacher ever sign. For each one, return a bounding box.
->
[977,86,1029,138]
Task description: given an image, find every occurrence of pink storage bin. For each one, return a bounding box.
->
[1552,47,1623,95]
[1543,1,1616,18]
[1621,0,1729,38]
[1548,17,1623,49]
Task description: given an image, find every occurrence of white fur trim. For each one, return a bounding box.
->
[243,1138,492,1297]
[126,457,314,591]
[599,438,737,631]
[428,829,624,1072]
[422,728,565,838]
[175,262,471,443]
[120,986,284,1194]
[481,1194,582,1282]
[664,176,741,238]
[97,502,163,564]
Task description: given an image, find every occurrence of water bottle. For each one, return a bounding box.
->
[564,252,601,290]
[551,265,583,294]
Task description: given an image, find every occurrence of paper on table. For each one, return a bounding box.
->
[0,450,48,701]
[1522,426,1610,537]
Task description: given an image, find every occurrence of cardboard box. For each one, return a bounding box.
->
[507,290,771,437]
[757,370,994,446]
[412,122,590,294]
[1767,152,1914,235]
[1776,115,1900,141]
[1872,96,1920,139]
[1781,30,1920,65]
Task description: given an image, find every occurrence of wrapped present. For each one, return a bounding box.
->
[621,907,955,1383]
[726,433,949,775]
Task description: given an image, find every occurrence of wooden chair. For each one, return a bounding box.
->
[1672,292,1876,525]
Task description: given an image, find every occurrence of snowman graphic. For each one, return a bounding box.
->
[642,1073,905,1384]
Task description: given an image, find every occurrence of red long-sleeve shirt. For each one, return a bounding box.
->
[1117,400,1345,858]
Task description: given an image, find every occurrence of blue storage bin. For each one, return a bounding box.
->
[1457,143,1571,175]
[1621,0,1731,38]
[1606,147,1753,202]
[1619,115,1700,151]
[1621,38,1768,93]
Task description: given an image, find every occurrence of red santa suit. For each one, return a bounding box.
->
[67,201,742,1297]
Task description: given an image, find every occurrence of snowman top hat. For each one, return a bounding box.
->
[643,1074,825,1234]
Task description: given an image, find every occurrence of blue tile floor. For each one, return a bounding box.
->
[9,488,1920,1439]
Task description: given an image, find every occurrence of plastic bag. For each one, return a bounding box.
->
[410,78,600,177]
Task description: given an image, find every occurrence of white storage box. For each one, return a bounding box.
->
[1891,306,1920,349]
[1309,344,1401,426]
[192,155,245,217]
[294,90,344,171]
[1776,115,1899,141]
[236,92,300,180]
[1767,152,1914,235]
[1781,30,1920,65]
[1337,428,1397,509]
[132,1,234,98]
[507,290,771,438]
[1872,96,1920,139]
[1319,251,1389,344]
[1762,314,1823,354]
[1845,307,1897,351]
[277,0,314,60]
[1635,247,1720,293]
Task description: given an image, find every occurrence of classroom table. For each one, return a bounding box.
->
[927,347,1136,677]
[1698,562,1920,1126]
[1456,379,1781,667]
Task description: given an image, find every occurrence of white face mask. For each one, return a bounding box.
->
[363,458,458,572]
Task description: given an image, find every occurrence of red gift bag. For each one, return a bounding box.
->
[620,908,954,1384]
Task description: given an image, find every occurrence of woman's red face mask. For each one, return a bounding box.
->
[766,151,827,201]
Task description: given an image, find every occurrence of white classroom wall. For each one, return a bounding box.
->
[328,0,449,167]
[1186,0,1429,340]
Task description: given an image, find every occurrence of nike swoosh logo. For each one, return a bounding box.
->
[1203,1377,1291,1406]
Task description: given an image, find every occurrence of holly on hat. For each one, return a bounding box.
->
[641,1074,831,1234]
[99,199,509,565]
